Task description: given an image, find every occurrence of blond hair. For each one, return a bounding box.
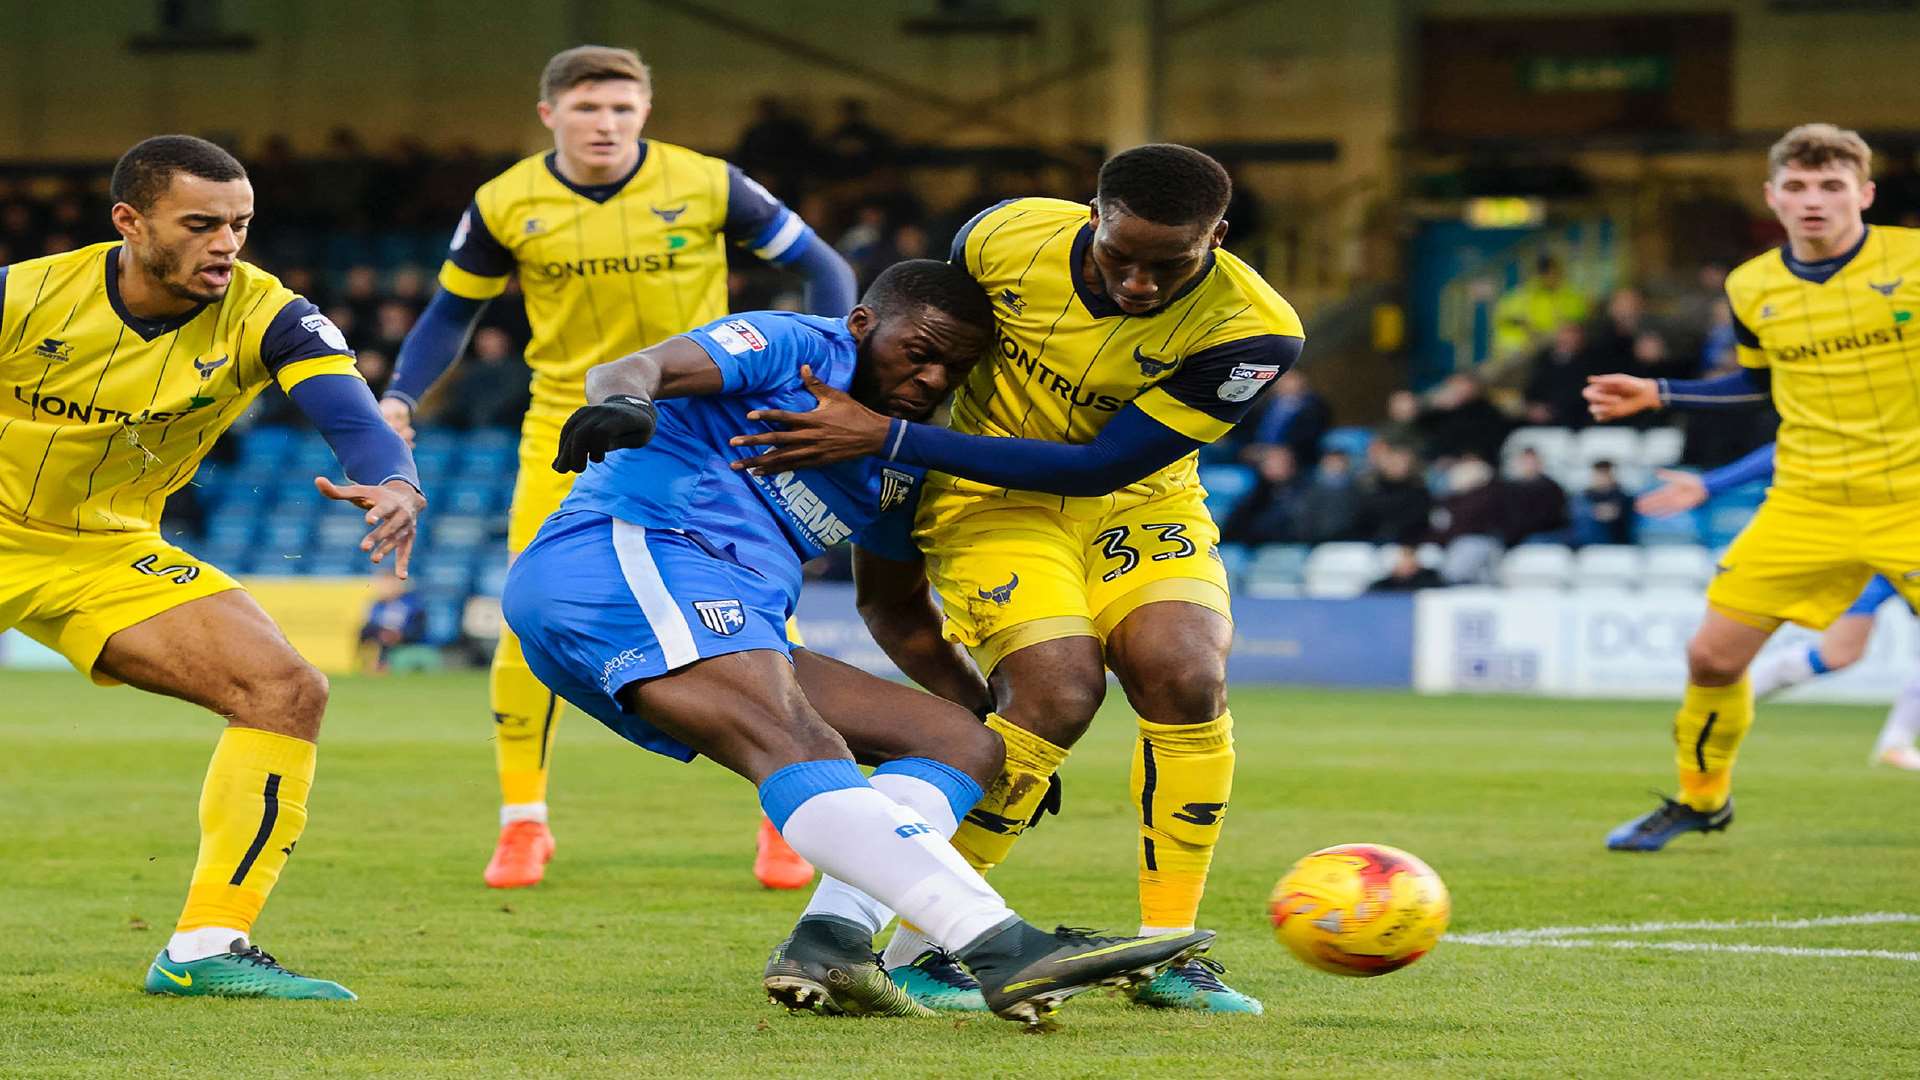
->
[1768,123,1872,181]
[540,45,651,102]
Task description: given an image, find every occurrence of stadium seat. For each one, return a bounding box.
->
[1322,426,1373,460]
[1503,427,1575,470]
[1441,535,1504,584]
[1635,509,1701,546]
[1302,541,1377,598]
[1243,543,1309,599]
[240,425,296,464]
[1497,543,1574,589]
[1373,542,1443,573]
[1640,427,1684,467]
[1574,544,1644,590]
[1643,544,1717,591]
[1199,464,1256,520]
[1575,426,1640,468]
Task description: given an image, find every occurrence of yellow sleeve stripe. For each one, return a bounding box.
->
[1736,344,1768,368]
[276,355,363,393]
[438,260,509,300]
[1134,387,1234,443]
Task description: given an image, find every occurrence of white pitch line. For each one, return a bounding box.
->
[1454,937,1920,963]
[1452,911,1920,944]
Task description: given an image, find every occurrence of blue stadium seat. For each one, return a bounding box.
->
[423,601,464,646]
[441,479,501,516]
[420,560,475,592]
[241,426,296,464]
[1214,542,1252,585]
[1199,463,1256,520]
[1322,426,1374,460]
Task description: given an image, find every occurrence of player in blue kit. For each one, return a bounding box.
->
[500,260,1212,1026]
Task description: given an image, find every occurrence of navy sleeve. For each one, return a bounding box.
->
[0,265,9,329]
[1728,294,1758,343]
[1152,334,1305,425]
[1701,443,1775,495]
[724,165,808,262]
[887,405,1203,499]
[286,374,422,490]
[260,297,354,375]
[446,200,515,278]
[852,489,923,562]
[1658,367,1771,409]
[786,239,858,317]
[386,290,489,407]
[678,312,817,396]
[948,199,1017,265]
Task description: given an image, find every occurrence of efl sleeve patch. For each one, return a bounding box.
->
[260,297,357,375]
[1155,334,1305,425]
[682,313,808,395]
[445,200,515,280]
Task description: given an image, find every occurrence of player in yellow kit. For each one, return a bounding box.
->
[383,46,855,889]
[1585,123,1920,850]
[734,145,1303,1012]
[1,136,424,997]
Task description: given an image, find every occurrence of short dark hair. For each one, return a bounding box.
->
[1096,144,1231,226]
[860,259,995,336]
[111,135,246,212]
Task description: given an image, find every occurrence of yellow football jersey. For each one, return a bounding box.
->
[1727,225,1920,505]
[939,196,1304,510]
[435,140,806,410]
[0,243,358,534]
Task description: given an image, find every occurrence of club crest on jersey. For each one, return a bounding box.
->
[1759,304,1776,320]
[1133,346,1176,377]
[1870,277,1903,297]
[694,599,747,637]
[299,314,350,353]
[708,319,768,356]
[998,289,1026,316]
[32,338,73,362]
[651,203,689,224]
[879,467,915,512]
[524,218,544,236]
[1217,363,1280,402]
[977,573,1019,606]
[193,354,229,379]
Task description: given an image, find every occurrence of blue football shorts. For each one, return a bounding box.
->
[502,509,795,761]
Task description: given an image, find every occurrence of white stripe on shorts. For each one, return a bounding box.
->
[610,520,699,669]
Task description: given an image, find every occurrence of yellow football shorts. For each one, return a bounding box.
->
[1707,486,1920,630]
[915,484,1230,674]
[0,515,240,684]
[508,404,580,553]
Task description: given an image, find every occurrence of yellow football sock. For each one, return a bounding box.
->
[1673,678,1751,811]
[175,728,316,934]
[1134,712,1234,931]
[492,626,563,806]
[950,713,1071,876]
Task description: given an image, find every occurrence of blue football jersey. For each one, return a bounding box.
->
[561,311,922,600]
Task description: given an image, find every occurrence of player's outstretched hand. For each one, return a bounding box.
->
[1635,468,1709,518]
[316,476,427,579]
[552,396,659,473]
[1583,373,1661,422]
[379,397,416,448]
[730,366,891,474]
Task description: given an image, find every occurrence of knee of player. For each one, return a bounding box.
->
[1684,636,1749,686]
[949,716,1006,788]
[224,658,329,736]
[1820,637,1867,670]
[1126,662,1228,725]
[1005,678,1105,746]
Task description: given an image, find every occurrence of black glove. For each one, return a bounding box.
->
[553,395,658,473]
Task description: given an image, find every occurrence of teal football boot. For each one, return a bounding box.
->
[887,948,989,1012]
[144,941,356,1000]
[1131,956,1263,1014]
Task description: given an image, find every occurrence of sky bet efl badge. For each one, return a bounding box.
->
[1218,363,1281,402]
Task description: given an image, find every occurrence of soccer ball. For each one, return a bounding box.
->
[1268,843,1449,976]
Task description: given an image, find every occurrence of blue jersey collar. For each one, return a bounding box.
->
[1779,225,1870,285]
[1069,223,1217,319]
[544,141,648,204]
[105,246,209,342]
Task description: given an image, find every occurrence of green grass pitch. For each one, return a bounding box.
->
[3,672,1916,1077]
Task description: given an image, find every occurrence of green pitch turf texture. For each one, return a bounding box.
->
[3,672,1916,1078]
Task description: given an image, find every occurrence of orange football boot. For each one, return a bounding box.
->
[754,816,814,889]
[484,820,556,888]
